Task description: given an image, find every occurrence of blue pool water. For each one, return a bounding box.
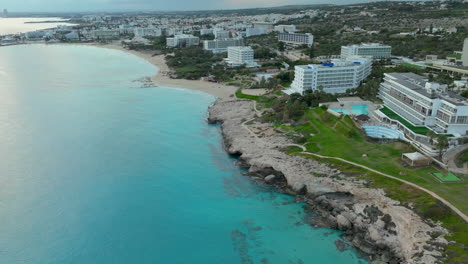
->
[0,44,367,264]
[350,104,369,115]
[331,108,350,114]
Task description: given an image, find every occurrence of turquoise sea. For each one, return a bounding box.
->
[0,44,367,264]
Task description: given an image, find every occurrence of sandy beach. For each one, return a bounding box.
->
[88,43,238,99]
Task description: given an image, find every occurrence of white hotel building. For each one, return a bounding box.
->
[166,34,200,48]
[286,56,372,95]
[341,43,392,60]
[203,38,244,53]
[379,73,468,136]
[226,46,258,68]
[134,27,162,37]
[278,33,314,47]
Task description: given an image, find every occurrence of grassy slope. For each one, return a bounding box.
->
[280,107,467,263]
[287,108,467,214]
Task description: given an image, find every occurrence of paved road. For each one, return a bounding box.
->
[443,144,468,175]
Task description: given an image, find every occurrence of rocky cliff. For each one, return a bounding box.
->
[208,99,448,264]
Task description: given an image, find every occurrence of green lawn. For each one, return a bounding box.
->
[447,54,462,60]
[434,172,462,182]
[379,107,430,135]
[282,107,467,215]
[398,62,425,69]
[278,107,467,263]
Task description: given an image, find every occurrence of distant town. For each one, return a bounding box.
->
[1,1,467,159]
[1,1,468,263]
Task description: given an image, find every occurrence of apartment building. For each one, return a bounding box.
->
[214,30,230,39]
[203,38,244,53]
[379,72,468,136]
[134,27,162,37]
[91,29,120,40]
[341,43,391,60]
[166,34,200,48]
[226,46,258,67]
[278,33,314,47]
[287,56,372,95]
[274,25,297,33]
[246,27,267,37]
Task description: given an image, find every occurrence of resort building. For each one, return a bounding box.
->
[286,56,372,95]
[200,29,214,36]
[462,38,468,67]
[253,22,275,31]
[91,29,120,40]
[203,38,244,53]
[274,25,297,33]
[341,43,392,60]
[246,27,267,37]
[134,27,162,37]
[166,34,200,48]
[214,30,230,39]
[278,33,314,47]
[226,46,258,68]
[379,73,468,136]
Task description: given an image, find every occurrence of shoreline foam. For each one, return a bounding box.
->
[82,43,238,99]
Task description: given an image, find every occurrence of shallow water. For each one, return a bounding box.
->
[0,17,75,35]
[0,44,367,264]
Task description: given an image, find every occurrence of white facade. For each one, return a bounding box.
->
[134,27,162,37]
[278,33,313,47]
[341,43,391,60]
[166,34,200,48]
[462,38,468,67]
[226,46,258,67]
[287,56,372,95]
[25,31,46,40]
[253,22,275,31]
[214,30,230,39]
[274,25,297,33]
[200,29,214,35]
[246,28,267,37]
[91,29,120,40]
[379,73,468,136]
[203,38,243,53]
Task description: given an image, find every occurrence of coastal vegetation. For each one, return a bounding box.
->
[165,47,224,79]
[244,93,468,263]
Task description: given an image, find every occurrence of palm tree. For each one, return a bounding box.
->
[436,135,449,159]
[426,131,436,145]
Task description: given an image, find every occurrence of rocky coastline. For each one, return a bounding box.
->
[208,99,449,264]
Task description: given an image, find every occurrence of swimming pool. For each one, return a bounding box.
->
[350,104,369,115]
[330,108,350,114]
[362,125,406,140]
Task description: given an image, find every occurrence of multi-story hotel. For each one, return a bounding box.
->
[214,30,230,39]
[166,34,200,48]
[274,25,297,33]
[203,38,244,53]
[226,46,258,68]
[341,43,392,60]
[134,27,162,37]
[379,73,468,136]
[286,56,372,95]
[278,33,314,47]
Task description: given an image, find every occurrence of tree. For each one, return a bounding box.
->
[436,135,449,158]
[426,131,436,145]
[278,41,285,52]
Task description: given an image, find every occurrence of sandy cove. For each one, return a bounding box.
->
[84,43,238,99]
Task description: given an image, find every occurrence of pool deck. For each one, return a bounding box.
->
[323,98,379,116]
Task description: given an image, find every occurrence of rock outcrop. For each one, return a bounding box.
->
[208,99,448,264]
